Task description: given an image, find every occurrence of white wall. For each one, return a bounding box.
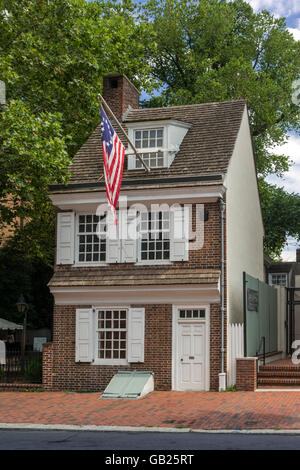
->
[224,107,265,324]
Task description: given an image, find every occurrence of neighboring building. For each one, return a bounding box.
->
[46,74,265,392]
[265,249,300,288]
[265,249,300,346]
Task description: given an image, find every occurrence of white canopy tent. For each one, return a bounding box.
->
[0,318,23,330]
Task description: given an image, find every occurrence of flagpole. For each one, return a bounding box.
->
[98,93,151,172]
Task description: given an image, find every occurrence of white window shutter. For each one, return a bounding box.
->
[121,208,137,263]
[127,154,135,170]
[170,205,189,261]
[56,212,75,265]
[106,211,121,263]
[128,308,145,363]
[75,309,94,363]
[107,238,120,263]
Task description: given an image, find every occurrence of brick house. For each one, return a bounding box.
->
[45,74,265,392]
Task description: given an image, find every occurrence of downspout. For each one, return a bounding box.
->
[219,197,226,391]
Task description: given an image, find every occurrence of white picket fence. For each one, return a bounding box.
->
[227,323,244,386]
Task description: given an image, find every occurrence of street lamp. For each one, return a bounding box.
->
[16,294,28,367]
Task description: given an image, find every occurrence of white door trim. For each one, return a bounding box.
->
[172,305,210,391]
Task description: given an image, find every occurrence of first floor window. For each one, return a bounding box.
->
[97,309,127,360]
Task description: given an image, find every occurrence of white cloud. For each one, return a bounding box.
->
[281,239,300,261]
[271,135,300,165]
[246,0,300,17]
[288,27,300,40]
[288,18,300,40]
[266,135,300,194]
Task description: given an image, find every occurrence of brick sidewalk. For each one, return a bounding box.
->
[1,391,300,430]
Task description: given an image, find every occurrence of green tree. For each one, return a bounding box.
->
[0,0,155,156]
[0,244,53,329]
[0,0,155,325]
[0,100,70,260]
[142,0,300,256]
[259,179,300,258]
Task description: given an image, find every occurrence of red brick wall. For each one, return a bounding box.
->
[50,304,172,392]
[48,302,223,392]
[42,342,54,391]
[236,358,257,391]
[55,202,222,276]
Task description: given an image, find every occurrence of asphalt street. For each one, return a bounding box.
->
[0,429,300,450]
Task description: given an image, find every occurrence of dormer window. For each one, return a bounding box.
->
[134,128,164,169]
[126,120,192,170]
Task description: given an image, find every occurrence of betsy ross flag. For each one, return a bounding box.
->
[101,106,125,224]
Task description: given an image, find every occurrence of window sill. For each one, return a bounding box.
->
[73,262,108,268]
[93,359,129,366]
[135,260,172,266]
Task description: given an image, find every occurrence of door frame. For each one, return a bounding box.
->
[172,304,210,391]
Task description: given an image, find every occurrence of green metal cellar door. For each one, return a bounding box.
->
[100,370,154,399]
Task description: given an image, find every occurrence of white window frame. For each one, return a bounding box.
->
[268,273,288,287]
[93,307,129,366]
[126,120,192,170]
[74,212,108,267]
[136,209,172,265]
[133,126,166,169]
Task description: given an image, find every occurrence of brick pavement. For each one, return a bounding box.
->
[1,391,300,430]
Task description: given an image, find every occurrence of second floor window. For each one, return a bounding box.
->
[67,207,188,266]
[139,211,170,261]
[134,128,164,169]
[78,215,106,263]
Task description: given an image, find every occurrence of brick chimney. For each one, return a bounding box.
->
[102,74,140,121]
[297,248,300,263]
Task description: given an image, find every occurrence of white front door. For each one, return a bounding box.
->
[178,321,206,390]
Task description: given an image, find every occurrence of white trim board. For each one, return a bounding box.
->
[50,185,226,211]
[50,285,220,305]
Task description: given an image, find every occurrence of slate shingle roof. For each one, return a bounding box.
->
[67,100,247,186]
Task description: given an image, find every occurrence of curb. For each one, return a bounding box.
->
[1,423,300,434]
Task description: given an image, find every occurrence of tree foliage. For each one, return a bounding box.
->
[0,0,155,324]
[0,244,53,329]
[143,0,300,176]
[0,100,70,260]
[0,0,155,156]
[259,180,300,258]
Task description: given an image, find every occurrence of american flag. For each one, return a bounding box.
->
[101,106,125,224]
